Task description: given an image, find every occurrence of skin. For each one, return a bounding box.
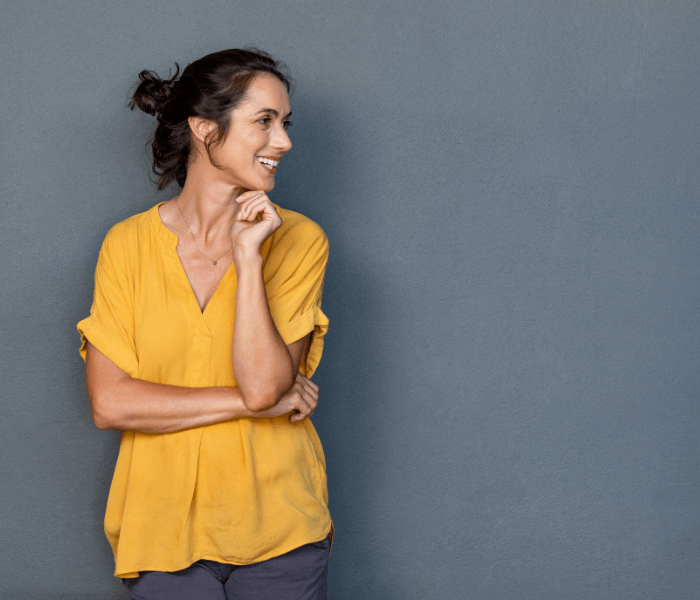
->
[85,74,319,433]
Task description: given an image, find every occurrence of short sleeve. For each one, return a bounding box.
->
[265,220,329,378]
[76,226,139,377]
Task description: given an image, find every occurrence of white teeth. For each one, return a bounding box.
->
[257,157,278,167]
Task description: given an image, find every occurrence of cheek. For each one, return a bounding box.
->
[213,143,248,169]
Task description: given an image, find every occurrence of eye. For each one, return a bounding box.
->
[283,120,293,130]
[257,116,272,127]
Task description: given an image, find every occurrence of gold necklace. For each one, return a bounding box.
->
[175,198,232,266]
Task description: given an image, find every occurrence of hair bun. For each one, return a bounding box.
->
[129,65,180,116]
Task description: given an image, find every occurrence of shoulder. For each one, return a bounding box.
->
[273,205,328,253]
[103,206,158,250]
[263,207,328,277]
[99,205,158,266]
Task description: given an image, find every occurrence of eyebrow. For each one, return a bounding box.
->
[253,108,293,119]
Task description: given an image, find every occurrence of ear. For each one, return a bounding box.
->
[188,116,218,145]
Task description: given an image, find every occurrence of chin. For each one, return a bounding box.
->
[259,179,275,193]
[238,174,275,193]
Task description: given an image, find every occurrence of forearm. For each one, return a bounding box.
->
[231,251,295,410]
[90,376,255,434]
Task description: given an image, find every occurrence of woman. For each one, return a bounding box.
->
[77,49,332,600]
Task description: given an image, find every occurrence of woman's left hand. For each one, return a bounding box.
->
[231,190,283,256]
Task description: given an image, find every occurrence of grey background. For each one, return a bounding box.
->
[1,0,698,598]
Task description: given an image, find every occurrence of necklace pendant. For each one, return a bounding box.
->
[213,260,217,266]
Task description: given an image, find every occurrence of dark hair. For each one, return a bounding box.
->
[129,48,292,190]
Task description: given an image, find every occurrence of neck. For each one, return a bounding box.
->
[174,163,246,241]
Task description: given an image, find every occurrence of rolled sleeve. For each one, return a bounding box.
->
[266,221,329,378]
[77,226,139,378]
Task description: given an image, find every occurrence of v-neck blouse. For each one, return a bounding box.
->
[77,202,331,578]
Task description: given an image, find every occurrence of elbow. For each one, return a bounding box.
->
[91,409,112,430]
[92,414,112,431]
[238,370,295,413]
[242,391,280,413]
[241,379,294,412]
[89,392,118,430]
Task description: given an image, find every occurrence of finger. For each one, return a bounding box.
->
[235,192,267,217]
[235,190,265,204]
[236,196,267,221]
[296,373,319,391]
[237,191,269,209]
[239,198,278,223]
[289,395,312,422]
[239,194,278,220]
[298,388,318,412]
[299,383,319,407]
[290,410,310,423]
[238,199,272,222]
[298,377,319,397]
[302,378,319,393]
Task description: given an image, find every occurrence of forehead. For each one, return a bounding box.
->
[237,74,290,114]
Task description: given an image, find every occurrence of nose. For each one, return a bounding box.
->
[271,123,292,155]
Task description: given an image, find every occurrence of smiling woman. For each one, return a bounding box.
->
[76,49,332,600]
[193,74,293,192]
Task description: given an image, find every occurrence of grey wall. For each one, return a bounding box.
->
[1,1,698,598]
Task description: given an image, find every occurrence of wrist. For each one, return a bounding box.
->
[233,245,263,267]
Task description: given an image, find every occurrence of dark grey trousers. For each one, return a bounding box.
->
[122,534,330,600]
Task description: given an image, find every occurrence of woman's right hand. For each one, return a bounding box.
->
[255,372,319,422]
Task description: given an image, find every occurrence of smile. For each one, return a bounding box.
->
[257,157,279,170]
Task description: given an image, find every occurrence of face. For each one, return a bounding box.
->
[206,74,292,193]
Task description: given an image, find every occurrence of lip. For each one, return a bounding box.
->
[257,161,277,175]
[256,155,280,175]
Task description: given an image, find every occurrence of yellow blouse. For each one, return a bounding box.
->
[77,202,331,578]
